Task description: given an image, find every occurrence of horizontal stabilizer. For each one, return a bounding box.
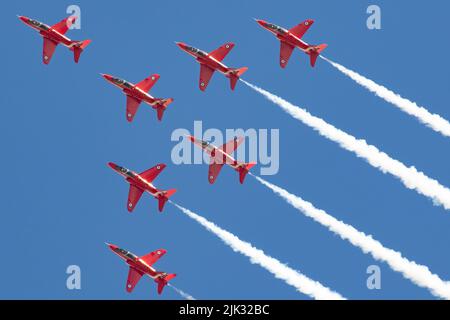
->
[308,44,327,67]
[238,162,256,184]
[157,189,177,212]
[229,67,248,90]
[71,39,92,63]
[154,98,174,121]
[232,67,248,77]
[157,273,177,295]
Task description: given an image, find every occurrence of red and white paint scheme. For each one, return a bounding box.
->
[108,162,176,213]
[187,135,256,184]
[102,73,174,122]
[18,15,91,65]
[176,42,248,91]
[106,243,176,295]
[255,18,327,68]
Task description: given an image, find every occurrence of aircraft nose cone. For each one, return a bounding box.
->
[107,162,117,170]
[175,42,187,50]
[185,135,195,143]
[105,242,117,250]
[255,19,266,26]
[101,73,113,81]
[18,16,28,23]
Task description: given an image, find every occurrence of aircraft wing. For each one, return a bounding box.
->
[126,267,144,293]
[220,136,244,155]
[126,95,142,122]
[43,37,58,65]
[209,42,234,62]
[280,41,295,68]
[139,163,166,183]
[127,184,144,212]
[135,74,160,92]
[208,160,224,184]
[289,19,314,39]
[140,249,167,266]
[199,64,215,91]
[51,16,77,35]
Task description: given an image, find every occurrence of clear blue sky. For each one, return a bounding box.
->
[2,0,450,299]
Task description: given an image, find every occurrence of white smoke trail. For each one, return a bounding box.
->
[168,283,196,300]
[251,174,450,299]
[321,56,450,138]
[241,79,450,210]
[171,202,345,300]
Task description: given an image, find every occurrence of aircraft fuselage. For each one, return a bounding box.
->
[102,75,161,106]
[258,20,310,52]
[177,43,233,76]
[107,244,166,280]
[19,16,74,48]
[108,162,163,198]
[189,136,246,169]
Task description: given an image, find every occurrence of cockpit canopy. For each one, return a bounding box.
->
[120,167,128,173]
[267,23,287,34]
[117,166,135,178]
[187,46,206,57]
[113,78,133,88]
[115,248,137,261]
[29,19,49,30]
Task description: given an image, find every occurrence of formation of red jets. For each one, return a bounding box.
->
[18,14,327,297]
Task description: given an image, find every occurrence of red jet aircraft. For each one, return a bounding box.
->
[18,15,91,65]
[176,42,248,91]
[255,19,327,68]
[102,73,174,122]
[106,243,176,295]
[108,162,176,212]
[187,135,256,184]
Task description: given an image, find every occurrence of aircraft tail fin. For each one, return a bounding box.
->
[70,39,92,63]
[237,162,257,184]
[228,67,248,90]
[157,189,177,212]
[156,273,177,295]
[308,44,327,67]
[154,98,174,121]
